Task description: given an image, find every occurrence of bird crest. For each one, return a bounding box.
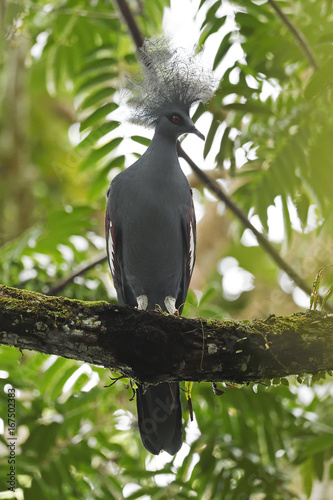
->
[127,36,218,127]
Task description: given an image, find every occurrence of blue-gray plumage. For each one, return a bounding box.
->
[105,37,217,455]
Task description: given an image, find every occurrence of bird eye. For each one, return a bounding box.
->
[171,114,181,124]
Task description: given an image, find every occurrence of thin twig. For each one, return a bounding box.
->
[267,0,319,70]
[45,252,107,296]
[113,0,144,49]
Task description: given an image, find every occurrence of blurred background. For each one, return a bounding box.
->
[0,0,333,498]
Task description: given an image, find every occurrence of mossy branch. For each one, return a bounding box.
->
[1,284,333,384]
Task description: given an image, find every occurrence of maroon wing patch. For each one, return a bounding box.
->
[186,193,196,281]
[105,208,120,292]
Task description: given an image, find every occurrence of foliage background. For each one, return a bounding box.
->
[0,0,333,498]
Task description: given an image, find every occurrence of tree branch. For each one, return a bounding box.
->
[267,0,319,70]
[44,251,107,296]
[113,0,144,49]
[1,285,332,384]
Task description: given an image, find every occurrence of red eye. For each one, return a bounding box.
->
[172,115,180,124]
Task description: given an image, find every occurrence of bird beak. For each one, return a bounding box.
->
[191,127,205,141]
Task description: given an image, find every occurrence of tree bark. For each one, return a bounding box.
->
[0,284,332,384]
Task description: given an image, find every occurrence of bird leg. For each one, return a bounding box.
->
[135,294,148,310]
[164,296,178,315]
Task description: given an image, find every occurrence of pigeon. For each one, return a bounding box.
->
[105,36,216,454]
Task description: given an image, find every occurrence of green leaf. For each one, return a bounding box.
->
[278,152,298,193]
[215,125,231,164]
[106,155,125,170]
[79,57,116,76]
[77,121,119,150]
[200,1,221,30]
[32,206,94,256]
[76,72,118,93]
[131,135,151,147]
[80,103,118,131]
[313,452,325,481]
[200,16,227,46]
[80,137,123,171]
[89,156,125,200]
[294,192,310,227]
[204,119,220,159]
[38,357,70,394]
[84,44,115,61]
[218,83,258,100]
[191,102,206,123]
[213,32,232,70]
[301,458,313,498]
[199,285,220,306]
[25,477,49,500]
[298,435,333,460]
[89,17,121,33]
[80,87,116,110]
[317,33,333,45]
[304,57,333,99]
[256,176,272,233]
[223,101,272,115]
[281,194,292,245]
[124,53,137,64]
[45,44,59,96]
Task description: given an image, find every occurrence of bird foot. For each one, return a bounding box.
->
[164,296,178,315]
[136,295,148,311]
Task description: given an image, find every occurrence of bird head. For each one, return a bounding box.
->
[156,108,205,141]
[127,36,218,132]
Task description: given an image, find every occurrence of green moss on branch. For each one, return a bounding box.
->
[1,284,333,384]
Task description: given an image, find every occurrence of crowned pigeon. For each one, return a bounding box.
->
[105,37,216,455]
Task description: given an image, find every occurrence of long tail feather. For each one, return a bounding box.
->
[136,382,182,455]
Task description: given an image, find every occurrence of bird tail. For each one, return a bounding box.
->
[136,382,182,455]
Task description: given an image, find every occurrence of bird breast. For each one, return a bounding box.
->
[121,172,190,283]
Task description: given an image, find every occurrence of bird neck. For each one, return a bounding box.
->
[147,129,179,158]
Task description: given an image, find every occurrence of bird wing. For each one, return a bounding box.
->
[105,185,126,305]
[177,191,196,313]
[187,192,197,281]
[105,189,120,293]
